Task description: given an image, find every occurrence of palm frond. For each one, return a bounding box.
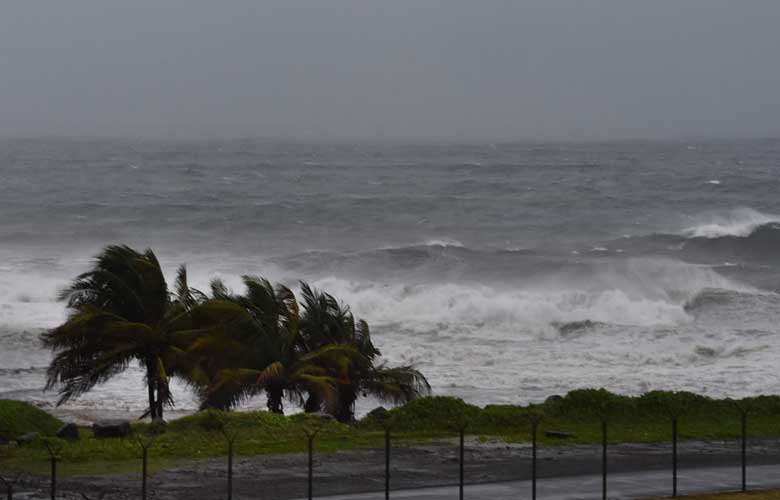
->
[172,265,207,310]
[362,364,432,405]
[203,368,265,410]
[210,278,232,301]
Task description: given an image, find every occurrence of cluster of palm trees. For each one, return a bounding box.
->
[42,245,430,422]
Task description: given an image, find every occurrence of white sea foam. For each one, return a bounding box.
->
[375,238,466,251]
[682,208,779,238]
[302,261,772,408]
[421,238,465,248]
[0,267,68,329]
[310,259,748,333]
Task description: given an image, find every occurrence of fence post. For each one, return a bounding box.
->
[228,438,234,500]
[143,445,148,500]
[207,409,241,500]
[729,400,750,493]
[601,419,607,500]
[135,435,155,500]
[308,432,314,500]
[0,475,12,500]
[303,423,327,500]
[664,393,693,499]
[50,455,57,500]
[220,428,239,500]
[741,410,747,492]
[459,425,465,500]
[532,421,537,500]
[672,417,678,498]
[43,440,62,500]
[529,413,542,500]
[385,427,391,500]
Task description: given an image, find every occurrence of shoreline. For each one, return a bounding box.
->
[17,386,780,426]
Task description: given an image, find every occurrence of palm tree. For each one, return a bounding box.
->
[42,245,244,421]
[342,362,431,421]
[194,276,358,414]
[298,283,431,422]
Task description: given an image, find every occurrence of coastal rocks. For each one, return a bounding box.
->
[92,420,131,439]
[554,320,604,336]
[366,407,389,421]
[16,432,39,446]
[57,423,80,440]
[545,430,575,439]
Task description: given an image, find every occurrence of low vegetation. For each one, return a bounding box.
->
[0,400,62,441]
[3,389,780,476]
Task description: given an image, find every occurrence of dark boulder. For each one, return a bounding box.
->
[16,432,39,446]
[93,420,131,439]
[57,423,80,440]
[366,407,389,421]
[545,430,575,439]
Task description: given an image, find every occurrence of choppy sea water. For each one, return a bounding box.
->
[1,138,780,420]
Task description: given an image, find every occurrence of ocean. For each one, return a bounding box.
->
[1,137,779,420]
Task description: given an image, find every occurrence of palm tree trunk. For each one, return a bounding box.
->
[335,386,357,423]
[266,385,284,414]
[303,393,321,413]
[147,381,158,420]
[156,381,166,421]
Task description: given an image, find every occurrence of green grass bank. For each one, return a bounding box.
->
[3,388,780,475]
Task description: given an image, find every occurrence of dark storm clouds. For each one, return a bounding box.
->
[2,0,779,140]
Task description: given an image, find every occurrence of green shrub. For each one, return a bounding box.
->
[380,396,481,432]
[0,400,63,439]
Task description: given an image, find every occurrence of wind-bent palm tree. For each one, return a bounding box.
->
[195,276,358,414]
[298,283,431,422]
[42,245,245,421]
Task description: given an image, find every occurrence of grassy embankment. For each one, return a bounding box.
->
[3,389,780,476]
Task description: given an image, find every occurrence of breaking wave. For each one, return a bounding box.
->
[682,208,779,238]
[681,223,780,262]
[310,258,749,334]
[609,210,780,265]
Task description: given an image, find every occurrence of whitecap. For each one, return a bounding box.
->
[682,208,780,238]
[422,238,465,248]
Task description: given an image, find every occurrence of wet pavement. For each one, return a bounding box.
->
[292,464,780,499]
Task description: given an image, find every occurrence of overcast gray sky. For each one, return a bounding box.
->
[2,1,779,141]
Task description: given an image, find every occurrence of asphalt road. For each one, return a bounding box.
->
[291,464,780,500]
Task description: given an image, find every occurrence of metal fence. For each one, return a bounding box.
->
[0,409,758,500]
